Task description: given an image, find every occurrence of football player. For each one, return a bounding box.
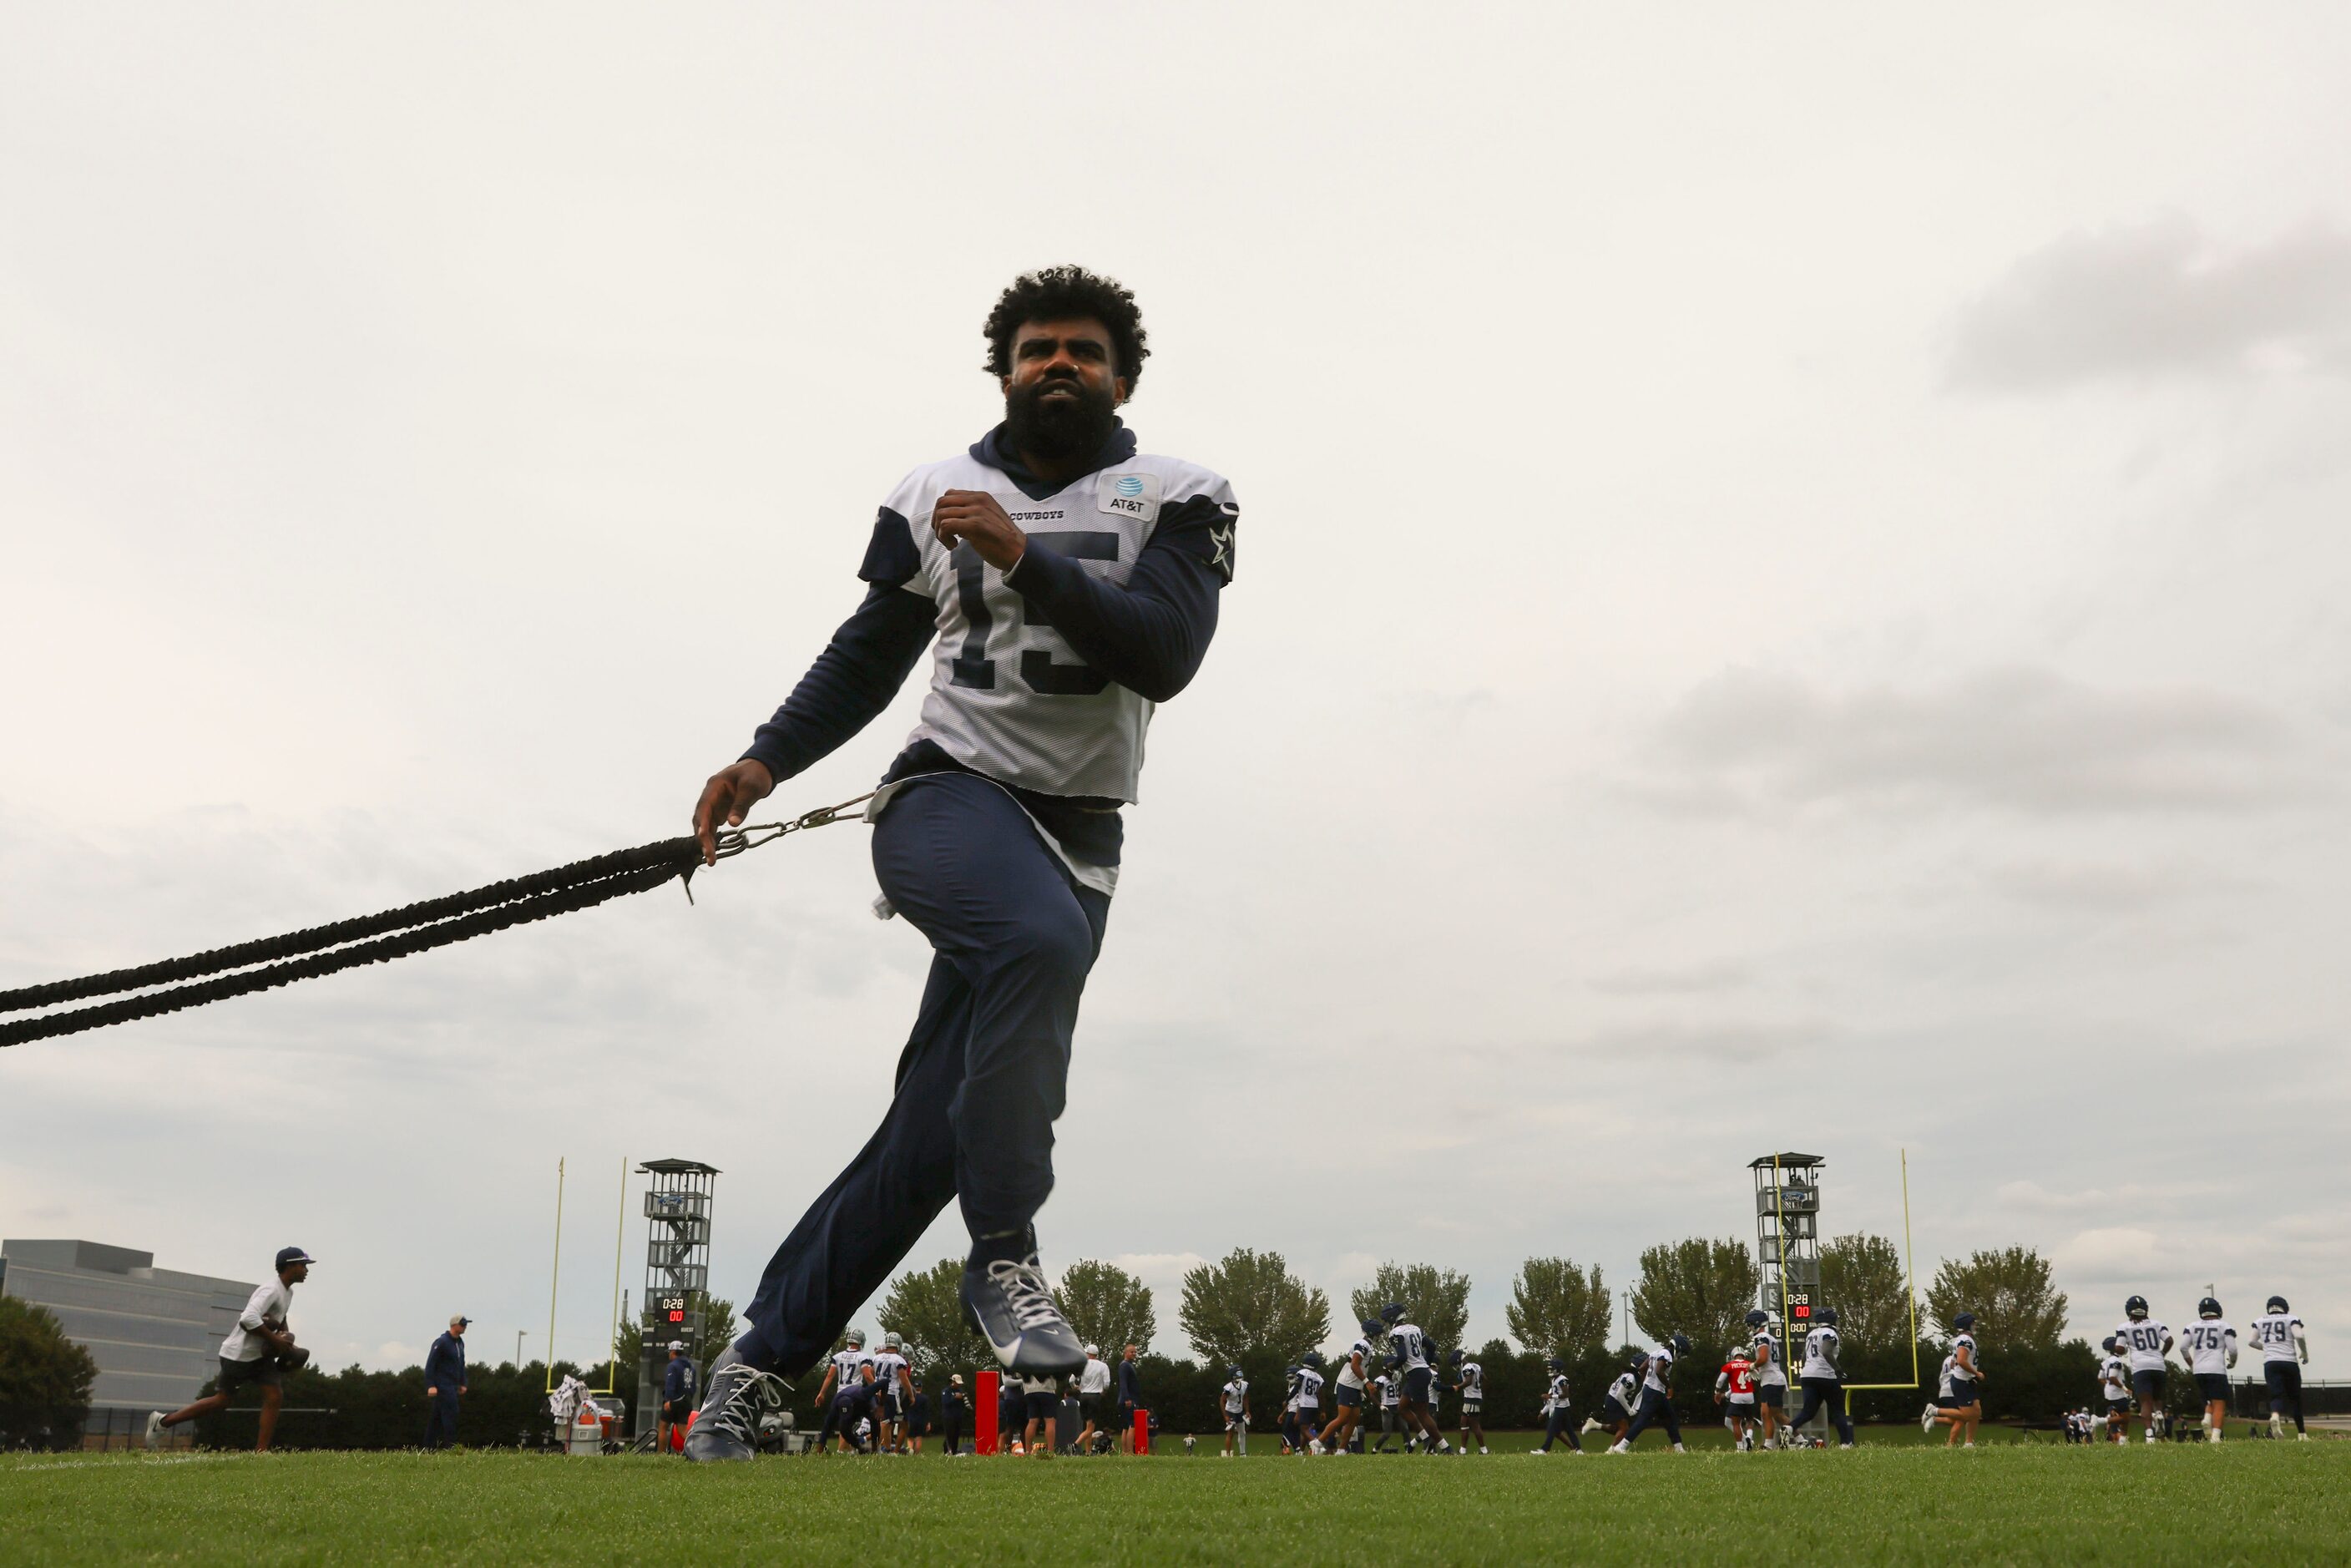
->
[2115,1296,2174,1444]
[149,1246,312,1453]
[1280,1363,1303,1454]
[2097,1336,2132,1443]
[829,1362,880,1454]
[1372,1369,1401,1452]
[1610,1332,1691,1454]
[2250,1295,2309,1439]
[870,1331,913,1453]
[1586,1358,1641,1445]
[1383,1305,1452,1454]
[683,268,1239,1459]
[1715,1347,1757,1450]
[1219,1364,1250,1456]
[1453,1349,1489,1454]
[1788,1307,1857,1448]
[1533,1356,1582,1454]
[1923,1312,1983,1448]
[2178,1298,2237,1443]
[1294,1352,1327,1453]
[1317,1319,1381,1456]
[1747,1308,1788,1449]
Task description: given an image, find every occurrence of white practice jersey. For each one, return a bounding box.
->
[2116,1318,2171,1372]
[1950,1332,1980,1379]
[1607,1372,1639,1410]
[1296,1368,1325,1409]
[1936,1354,1957,1400]
[870,1351,909,1395]
[877,450,1239,807]
[1543,1373,1570,1413]
[1390,1323,1430,1371]
[1019,1373,1057,1397]
[1376,1374,1398,1409]
[827,1348,867,1393]
[1802,1327,1840,1380]
[2251,1311,2307,1364]
[1751,1332,1787,1387]
[1222,1378,1248,1417]
[1458,1362,1484,1404]
[2099,1355,2131,1402]
[1079,1358,1111,1395]
[1338,1338,1373,1389]
[218,1279,293,1363]
[1643,1346,1675,1394]
[2181,1321,2237,1375]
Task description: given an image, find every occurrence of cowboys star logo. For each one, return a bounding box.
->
[1207,515,1236,582]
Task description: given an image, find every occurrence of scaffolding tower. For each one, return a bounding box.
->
[1751,1152,1824,1433]
[634,1157,719,1441]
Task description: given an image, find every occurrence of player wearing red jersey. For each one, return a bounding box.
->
[1715,1351,1759,1451]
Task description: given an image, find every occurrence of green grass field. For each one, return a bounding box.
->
[5,1433,2343,1565]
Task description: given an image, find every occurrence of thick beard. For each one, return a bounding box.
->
[1004,377,1117,465]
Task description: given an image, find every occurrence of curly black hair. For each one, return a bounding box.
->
[983,265,1150,387]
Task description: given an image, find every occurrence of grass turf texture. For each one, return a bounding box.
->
[7,1438,2344,1565]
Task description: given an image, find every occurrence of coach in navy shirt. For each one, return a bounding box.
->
[424,1314,468,1449]
[1117,1343,1145,1451]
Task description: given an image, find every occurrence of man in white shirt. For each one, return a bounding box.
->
[148,1247,313,1452]
[1787,1308,1857,1448]
[2096,1337,2132,1444]
[2249,1295,2310,1439]
[1609,1333,1691,1454]
[1219,1365,1250,1455]
[870,1332,914,1453]
[1076,1344,1113,1453]
[2114,1295,2173,1444]
[1316,1320,1380,1457]
[2178,1297,2237,1444]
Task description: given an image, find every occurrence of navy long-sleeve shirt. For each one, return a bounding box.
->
[1118,1358,1142,1404]
[663,1355,695,1403]
[424,1332,464,1393]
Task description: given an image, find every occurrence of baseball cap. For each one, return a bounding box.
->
[668,1340,684,1352]
[276,1247,316,1270]
[449,1314,471,1328]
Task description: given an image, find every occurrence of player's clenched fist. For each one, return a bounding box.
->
[933,489,1026,571]
[693,758,776,866]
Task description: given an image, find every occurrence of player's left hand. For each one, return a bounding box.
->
[933,490,1025,571]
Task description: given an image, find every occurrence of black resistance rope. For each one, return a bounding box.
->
[0,796,870,1050]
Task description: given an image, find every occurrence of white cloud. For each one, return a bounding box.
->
[1948,215,2351,391]
[1638,665,2304,817]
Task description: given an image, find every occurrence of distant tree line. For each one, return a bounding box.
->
[118,1234,2117,1449]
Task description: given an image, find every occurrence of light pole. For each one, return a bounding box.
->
[517,1329,528,1368]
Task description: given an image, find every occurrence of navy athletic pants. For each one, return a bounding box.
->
[1540,1407,1581,1451]
[2265,1362,2305,1432]
[1791,1376,1856,1444]
[739,775,1111,1373]
[1623,1386,1681,1445]
[424,1390,459,1449]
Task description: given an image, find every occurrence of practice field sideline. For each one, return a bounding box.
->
[4,1444,2343,1565]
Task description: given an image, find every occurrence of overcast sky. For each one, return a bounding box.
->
[4,3,2347,1378]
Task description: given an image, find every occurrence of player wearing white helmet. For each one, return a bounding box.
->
[1380,1305,1451,1454]
[2114,1296,2173,1444]
[2250,1295,2309,1439]
[2177,1298,2237,1443]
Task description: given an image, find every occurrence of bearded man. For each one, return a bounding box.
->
[680,266,1237,1460]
